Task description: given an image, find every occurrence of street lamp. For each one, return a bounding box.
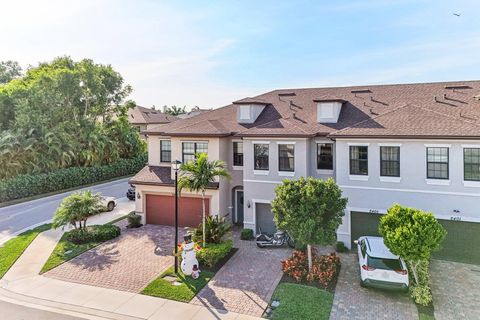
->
[172,159,182,274]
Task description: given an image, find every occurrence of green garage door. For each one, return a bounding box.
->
[350,211,381,245]
[433,220,480,265]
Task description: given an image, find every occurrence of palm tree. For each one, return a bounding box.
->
[178,153,231,246]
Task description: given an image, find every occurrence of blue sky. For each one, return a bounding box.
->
[1,0,479,109]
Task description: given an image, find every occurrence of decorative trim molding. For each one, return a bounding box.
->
[279,171,295,177]
[339,184,480,197]
[378,143,402,147]
[253,170,269,175]
[424,144,451,148]
[379,176,401,183]
[425,179,450,186]
[347,142,370,146]
[463,181,480,188]
[349,175,369,181]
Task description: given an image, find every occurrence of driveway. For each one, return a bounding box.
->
[45,224,175,293]
[431,259,480,320]
[329,253,417,320]
[190,231,292,317]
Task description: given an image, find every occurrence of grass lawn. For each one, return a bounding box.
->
[141,267,214,302]
[0,224,52,278]
[40,216,127,274]
[268,283,334,320]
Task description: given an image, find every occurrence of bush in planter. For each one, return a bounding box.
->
[410,285,432,306]
[188,215,231,244]
[197,240,233,268]
[127,212,142,228]
[281,249,340,288]
[66,224,121,244]
[335,241,348,252]
[240,228,254,240]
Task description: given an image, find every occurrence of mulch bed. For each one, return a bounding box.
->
[279,254,341,293]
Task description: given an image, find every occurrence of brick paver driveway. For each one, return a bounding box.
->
[330,253,417,320]
[45,224,175,293]
[431,259,480,320]
[190,231,292,317]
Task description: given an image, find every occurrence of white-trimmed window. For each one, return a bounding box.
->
[233,141,243,166]
[380,146,400,177]
[182,142,208,163]
[464,148,480,181]
[317,143,333,170]
[160,140,171,163]
[254,144,269,170]
[350,146,368,175]
[426,147,449,180]
[278,144,295,172]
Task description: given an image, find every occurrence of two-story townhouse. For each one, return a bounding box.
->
[130,80,480,264]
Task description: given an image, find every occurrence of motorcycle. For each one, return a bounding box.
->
[255,229,295,248]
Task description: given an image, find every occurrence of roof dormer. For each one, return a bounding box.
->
[233,98,268,124]
[314,98,345,123]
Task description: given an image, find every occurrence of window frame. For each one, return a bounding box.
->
[349,145,368,176]
[317,143,333,170]
[160,140,171,163]
[426,147,449,180]
[233,141,244,167]
[380,146,400,177]
[464,148,480,182]
[182,141,208,163]
[254,143,269,171]
[278,144,295,172]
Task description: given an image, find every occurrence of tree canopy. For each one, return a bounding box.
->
[52,190,104,230]
[272,177,347,247]
[0,57,145,179]
[0,60,22,84]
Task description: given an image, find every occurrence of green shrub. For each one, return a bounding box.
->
[197,240,233,268]
[410,285,432,306]
[0,153,146,202]
[127,212,142,228]
[66,224,121,244]
[188,215,231,244]
[240,228,254,240]
[335,241,348,252]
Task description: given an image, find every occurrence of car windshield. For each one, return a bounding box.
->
[367,256,402,270]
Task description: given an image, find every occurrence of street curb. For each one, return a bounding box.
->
[0,286,138,320]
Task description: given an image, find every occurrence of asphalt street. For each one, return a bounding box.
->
[0,177,132,244]
[1,300,87,320]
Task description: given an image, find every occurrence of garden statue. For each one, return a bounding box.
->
[180,234,201,279]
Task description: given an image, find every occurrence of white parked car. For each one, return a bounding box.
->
[101,196,117,212]
[354,236,408,291]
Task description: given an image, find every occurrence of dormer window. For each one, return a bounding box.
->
[314,98,345,123]
[234,100,267,124]
[239,105,250,120]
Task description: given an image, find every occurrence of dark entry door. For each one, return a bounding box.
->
[236,190,244,224]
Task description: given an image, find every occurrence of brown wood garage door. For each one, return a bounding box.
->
[145,194,209,227]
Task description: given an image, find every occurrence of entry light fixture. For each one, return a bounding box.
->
[247,200,251,208]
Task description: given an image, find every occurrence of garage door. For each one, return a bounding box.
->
[433,220,480,265]
[145,194,209,227]
[350,211,381,245]
[256,203,276,235]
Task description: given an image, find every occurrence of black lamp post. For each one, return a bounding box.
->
[172,159,182,274]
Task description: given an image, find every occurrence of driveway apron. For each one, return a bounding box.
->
[190,231,292,317]
[45,225,175,293]
[330,253,417,320]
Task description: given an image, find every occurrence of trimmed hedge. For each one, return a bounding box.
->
[197,240,233,268]
[66,225,121,245]
[0,153,146,202]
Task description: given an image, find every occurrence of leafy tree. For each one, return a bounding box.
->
[164,105,186,116]
[52,191,105,230]
[379,204,446,286]
[178,153,231,246]
[271,177,347,270]
[0,60,22,84]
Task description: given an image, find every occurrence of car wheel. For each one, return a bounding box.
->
[256,243,265,248]
[107,201,115,211]
[360,279,366,288]
[287,237,295,248]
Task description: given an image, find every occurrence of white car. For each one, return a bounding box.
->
[101,196,117,212]
[354,236,408,291]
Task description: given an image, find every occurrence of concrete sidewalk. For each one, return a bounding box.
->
[0,200,259,320]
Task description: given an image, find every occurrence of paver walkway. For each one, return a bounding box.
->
[45,225,175,293]
[190,231,292,317]
[431,259,480,320]
[329,253,417,320]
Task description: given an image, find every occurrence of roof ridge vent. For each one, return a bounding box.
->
[351,89,372,96]
[444,85,472,90]
[278,92,296,97]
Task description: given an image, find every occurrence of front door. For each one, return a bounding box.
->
[235,190,244,224]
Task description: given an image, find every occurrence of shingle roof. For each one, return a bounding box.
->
[128,106,178,125]
[144,80,480,139]
[129,166,219,188]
